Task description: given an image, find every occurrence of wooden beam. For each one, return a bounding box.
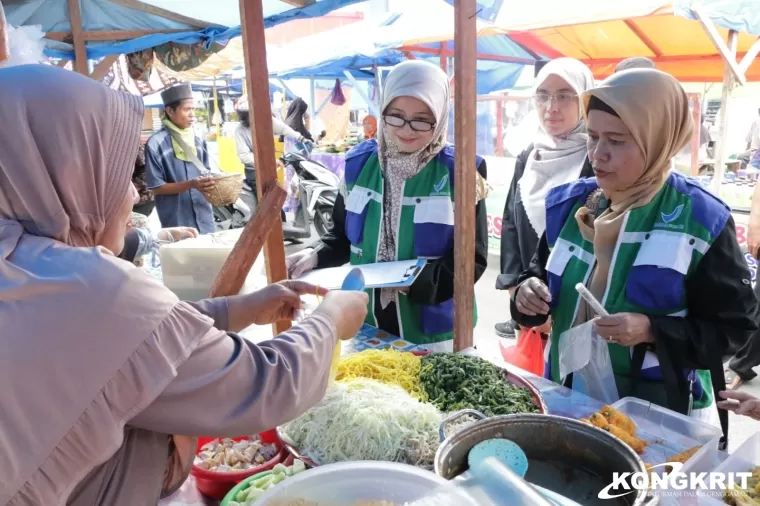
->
[739,36,760,74]
[280,0,315,6]
[711,29,738,194]
[402,45,535,65]
[693,8,746,85]
[109,0,216,28]
[580,51,757,66]
[209,184,288,298]
[453,0,477,352]
[66,0,88,75]
[46,28,190,42]
[623,19,663,57]
[239,0,290,335]
[90,54,118,81]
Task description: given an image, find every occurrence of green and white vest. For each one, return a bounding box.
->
[544,172,732,410]
[342,140,482,345]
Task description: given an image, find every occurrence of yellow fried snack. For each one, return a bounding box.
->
[600,405,637,436]
[606,424,648,454]
[669,445,701,464]
[581,413,647,454]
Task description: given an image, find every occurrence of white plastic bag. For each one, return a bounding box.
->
[558,320,619,404]
[1,24,45,68]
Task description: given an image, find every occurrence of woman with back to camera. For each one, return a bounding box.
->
[494,58,596,340]
[511,69,756,444]
[284,60,489,352]
[0,65,369,506]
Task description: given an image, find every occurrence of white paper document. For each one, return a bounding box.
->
[297,259,427,290]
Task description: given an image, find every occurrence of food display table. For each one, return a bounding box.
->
[160,347,725,506]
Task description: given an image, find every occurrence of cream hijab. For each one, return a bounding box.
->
[518,57,594,236]
[0,65,212,505]
[577,69,694,307]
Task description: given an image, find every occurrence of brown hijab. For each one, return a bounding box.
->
[0,65,212,505]
[576,69,694,309]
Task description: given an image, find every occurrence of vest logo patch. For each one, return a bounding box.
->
[655,204,685,230]
[433,174,449,195]
[661,204,684,223]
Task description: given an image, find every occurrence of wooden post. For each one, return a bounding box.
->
[209,184,288,298]
[711,30,738,194]
[453,0,477,352]
[66,0,88,75]
[0,2,9,64]
[239,0,290,335]
[688,93,702,177]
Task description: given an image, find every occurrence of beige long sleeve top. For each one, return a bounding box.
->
[65,298,337,506]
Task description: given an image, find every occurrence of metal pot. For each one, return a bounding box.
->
[435,411,658,506]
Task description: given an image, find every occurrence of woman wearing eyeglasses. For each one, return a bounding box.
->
[286,61,489,351]
[494,58,596,340]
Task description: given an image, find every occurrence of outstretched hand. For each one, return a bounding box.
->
[248,280,328,325]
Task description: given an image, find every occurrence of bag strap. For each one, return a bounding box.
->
[166,128,210,175]
[630,343,728,450]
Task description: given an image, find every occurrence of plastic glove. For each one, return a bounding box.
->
[286,248,318,279]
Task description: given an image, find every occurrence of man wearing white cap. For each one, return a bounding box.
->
[145,83,216,234]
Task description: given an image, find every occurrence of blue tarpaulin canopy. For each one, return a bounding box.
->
[4,0,367,59]
[269,4,541,93]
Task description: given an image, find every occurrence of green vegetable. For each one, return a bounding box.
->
[419,353,539,417]
[231,459,308,506]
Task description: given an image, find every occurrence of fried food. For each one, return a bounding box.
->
[670,446,701,464]
[580,410,647,454]
[600,405,637,435]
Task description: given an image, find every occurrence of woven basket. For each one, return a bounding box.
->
[206,173,243,206]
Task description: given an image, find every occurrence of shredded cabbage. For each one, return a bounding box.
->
[281,379,443,469]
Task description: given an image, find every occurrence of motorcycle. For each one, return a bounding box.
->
[212,152,338,240]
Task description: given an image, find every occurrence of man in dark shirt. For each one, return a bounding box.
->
[145,83,216,234]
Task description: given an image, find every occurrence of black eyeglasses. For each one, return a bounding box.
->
[382,114,436,133]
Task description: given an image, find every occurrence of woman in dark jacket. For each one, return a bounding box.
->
[495,58,596,338]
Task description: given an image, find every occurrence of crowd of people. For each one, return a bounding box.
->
[2,49,760,506]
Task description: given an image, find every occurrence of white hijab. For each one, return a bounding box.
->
[374,61,451,309]
[517,58,595,236]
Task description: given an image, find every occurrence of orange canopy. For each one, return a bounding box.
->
[482,0,760,82]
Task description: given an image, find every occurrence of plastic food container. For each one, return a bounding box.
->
[251,461,449,505]
[693,432,760,505]
[611,397,722,477]
[191,430,287,500]
[159,229,266,301]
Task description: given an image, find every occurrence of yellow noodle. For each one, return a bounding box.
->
[335,349,426,400]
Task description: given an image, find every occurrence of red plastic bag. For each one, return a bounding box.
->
[500,328,546,376]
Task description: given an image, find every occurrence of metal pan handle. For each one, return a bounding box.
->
[439,409,487,442]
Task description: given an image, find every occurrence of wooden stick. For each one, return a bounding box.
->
[209,183,287,299]
[453,0,477,352]
[239,0,290,335]
[66,0,88,75]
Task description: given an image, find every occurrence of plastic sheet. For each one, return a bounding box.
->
[0,24,45,68]
[558,320,619,404]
